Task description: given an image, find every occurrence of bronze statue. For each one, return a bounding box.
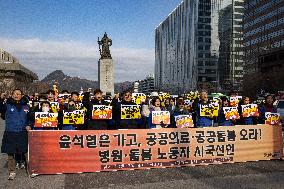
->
[98,32,112,59]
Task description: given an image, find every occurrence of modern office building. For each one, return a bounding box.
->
[138,74,155,95]
[243,0,284,95]
[155,0,244,93]
[218,0,244,91]
[155,0,198,94]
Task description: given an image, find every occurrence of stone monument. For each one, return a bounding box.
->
[98,32,114,96]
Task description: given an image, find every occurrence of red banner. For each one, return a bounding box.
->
[28,125,283,175]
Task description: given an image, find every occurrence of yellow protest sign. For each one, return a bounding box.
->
[132,93,146,105]
[121,105,141,119]
[159,93,171,101]
[50,102,59,113]
[186,91,199,101]
[78,95,84,102]
[63,110,84,125]
[200,102,219,117]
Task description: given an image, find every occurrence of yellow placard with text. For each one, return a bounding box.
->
[200,102,219,117]
[121,105,141,119]
[63,110,84,125]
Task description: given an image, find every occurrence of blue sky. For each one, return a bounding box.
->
[0,0,181,81]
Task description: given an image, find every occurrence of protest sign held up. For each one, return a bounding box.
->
[200,102,219,117]
[175,115,194,128]
[121,105,141,119]
[223,107,240,120]
[63,110,85,125]
[241,104,259,117]
[265,112,281,125]
[92,105,112,119]
[35,112,58,127]
[152,111,171,125]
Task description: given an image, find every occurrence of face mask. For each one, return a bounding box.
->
[42,107,50,112]
[69,105,76,111]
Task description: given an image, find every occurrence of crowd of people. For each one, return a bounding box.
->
[0,88,281,180]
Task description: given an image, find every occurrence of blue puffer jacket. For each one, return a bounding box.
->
[218,108,234,126]
[5,98,29,132]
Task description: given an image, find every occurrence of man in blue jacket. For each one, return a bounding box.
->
[193,90,214,127]
[1,89,30,180]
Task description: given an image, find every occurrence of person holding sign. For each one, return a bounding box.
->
[28,101,58,130]
[82,89,109,130]
[148,96,169,128]
[171,98,192,128]
[112,90,140,129]
[258,95,278,124]
[218,97,236,126]
[238,96,258,125]
[59,100,79,130]
[60,92,85,130]
[1,89,30,180]
[193,90,215,127]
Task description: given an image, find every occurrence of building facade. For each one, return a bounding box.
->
[243,0,284,96]
[0,49,38,94]
[155,0,244,93]
[155,0,198,94]
[138,74,155,95]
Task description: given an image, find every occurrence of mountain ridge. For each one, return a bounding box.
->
[28,70,133,94]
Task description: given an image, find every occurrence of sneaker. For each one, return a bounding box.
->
[15,163,20,169]
[20,162,26,169]
[8,172,16,180]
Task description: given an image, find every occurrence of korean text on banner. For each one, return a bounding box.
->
[28,125,283,175]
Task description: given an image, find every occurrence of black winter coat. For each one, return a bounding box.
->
[82,93,109,130]
[111,99,140,129]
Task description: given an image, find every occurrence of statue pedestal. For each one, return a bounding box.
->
[98,59,114,96]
